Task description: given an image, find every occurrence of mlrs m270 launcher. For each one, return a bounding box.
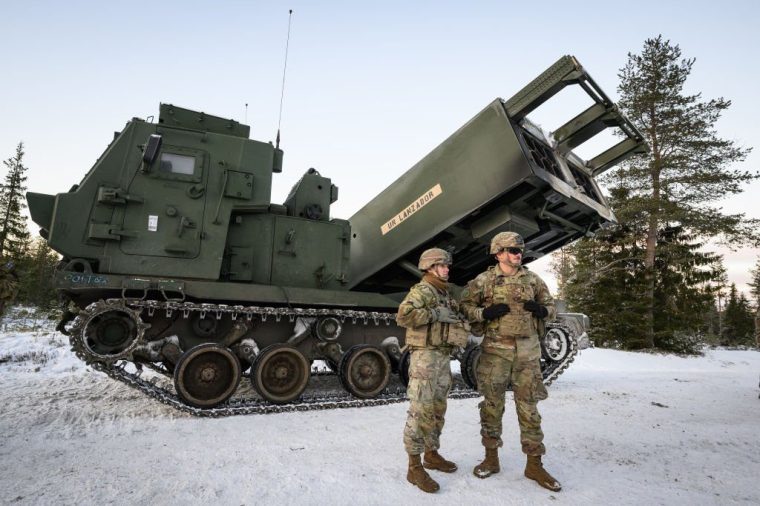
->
[27,55,646,412]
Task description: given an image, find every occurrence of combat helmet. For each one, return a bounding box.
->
[418,248,452,270]
[490,232,524,254]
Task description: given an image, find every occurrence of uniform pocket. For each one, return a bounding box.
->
[445,322,469,347]
[513,360,547,402]
[533,369,548,401]
[428,322,444,346]
[405,326,428,347]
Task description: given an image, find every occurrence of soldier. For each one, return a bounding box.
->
[397,248,467,493]
[460,232,562,491]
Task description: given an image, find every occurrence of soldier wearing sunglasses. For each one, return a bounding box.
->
[460,232,561,492]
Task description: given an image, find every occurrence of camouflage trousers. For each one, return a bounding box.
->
[476,338,548,456]
[403,347,452,455]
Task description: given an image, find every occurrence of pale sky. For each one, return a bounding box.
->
[2,0,758,296]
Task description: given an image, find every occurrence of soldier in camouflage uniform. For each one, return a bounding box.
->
[397,248,468,493]
[460,232,562,492]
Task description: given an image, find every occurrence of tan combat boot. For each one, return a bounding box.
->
[473,447,500,479]
[524,455,562,491]
[407,454,440,493]
[423,449,457,473]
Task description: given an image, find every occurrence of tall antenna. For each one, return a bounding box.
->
[276,9,293,149]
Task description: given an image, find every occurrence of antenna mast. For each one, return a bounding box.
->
[276,9,293,149]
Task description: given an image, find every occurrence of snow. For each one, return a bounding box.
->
[1,324,759,505]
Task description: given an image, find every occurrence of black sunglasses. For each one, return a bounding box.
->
[504,247,523,255]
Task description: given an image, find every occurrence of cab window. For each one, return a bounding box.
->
[159,153,195,175]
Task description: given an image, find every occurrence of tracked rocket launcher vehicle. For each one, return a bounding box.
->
[27,55,646,412]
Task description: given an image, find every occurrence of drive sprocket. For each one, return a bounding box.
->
[68,300,148,365]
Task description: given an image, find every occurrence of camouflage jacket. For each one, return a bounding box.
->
[460,265,555,345]
[396,281,461,349]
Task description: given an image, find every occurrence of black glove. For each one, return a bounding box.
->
[482,303,510,320]
[523,300,549,319]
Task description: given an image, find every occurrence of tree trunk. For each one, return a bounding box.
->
[643,115,661,349]
[643,213,657,348]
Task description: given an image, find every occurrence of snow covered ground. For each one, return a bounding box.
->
[1,322,759,505]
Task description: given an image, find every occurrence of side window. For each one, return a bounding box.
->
[150,145,204,182]
[159,153,195,175]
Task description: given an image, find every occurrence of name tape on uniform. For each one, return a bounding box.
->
[381,184,442,235]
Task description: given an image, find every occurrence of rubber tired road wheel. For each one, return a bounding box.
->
[460,344,481,390]
[398,349,411,387]
[251,344,310,404]
[339,344,391,399]
[174,344,242,409]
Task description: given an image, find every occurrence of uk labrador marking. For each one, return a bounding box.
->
[381,184,442,235]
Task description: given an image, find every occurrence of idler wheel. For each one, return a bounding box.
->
[81,305,143,363]
[173,344,241,409]
[339,344,391,399]
[460,344,482,390]
[541,327,571,363]
[251,344,310,404]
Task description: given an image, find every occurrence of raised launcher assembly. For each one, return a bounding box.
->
[27,55,646,413]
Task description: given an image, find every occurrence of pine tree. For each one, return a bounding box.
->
[16,238,60,309]
[563,211,723,351]
[651,226,724,352]
[549,247,575,302]
[705,270,729,343]
[563,185,651,349]
[563,160,727,352]
[564,237,650,349]
[748,257,760,308]
[721,283,754,345]
[702,297,721,344]
[750,258,760,347]
[609,36,757,347]
[0,142,31,261]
